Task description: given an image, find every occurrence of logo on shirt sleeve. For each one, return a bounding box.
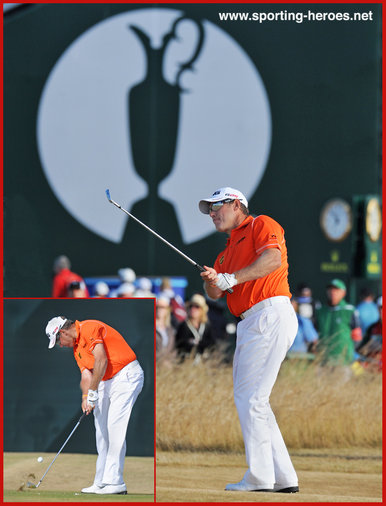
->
[219,255,225,264]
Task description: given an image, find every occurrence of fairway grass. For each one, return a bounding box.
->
[4,490,153,502]
[3,453,154,502]
[156,449,382,502]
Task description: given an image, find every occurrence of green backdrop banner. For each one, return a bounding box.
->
[4,299,154,456]
[4,4,382,302]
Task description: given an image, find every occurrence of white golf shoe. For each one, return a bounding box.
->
[225,478,273,492]
[94,484,127,495]
[81,484,104,494]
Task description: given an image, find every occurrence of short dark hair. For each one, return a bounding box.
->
[240,203,249,216]
[359,287,374,299]
[60,318,75,330]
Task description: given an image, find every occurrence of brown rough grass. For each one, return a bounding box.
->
[156,356,382,451]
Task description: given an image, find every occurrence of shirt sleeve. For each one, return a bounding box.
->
[86,323,105,352]
[302,317,318,343]
[252,216,284,256]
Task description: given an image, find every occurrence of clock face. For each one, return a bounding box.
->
[366,198,382,242]
[320,199,352,242]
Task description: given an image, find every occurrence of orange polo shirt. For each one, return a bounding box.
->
[213,215,291,317]
[73,320,136,380]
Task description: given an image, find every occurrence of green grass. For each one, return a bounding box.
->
[4,490,153,502]
[3,453,154,503]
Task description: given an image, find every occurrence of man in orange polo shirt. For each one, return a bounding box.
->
[199,187,299,494]
[45,317,144,495]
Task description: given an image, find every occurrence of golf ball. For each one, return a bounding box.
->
[37,457,43,463]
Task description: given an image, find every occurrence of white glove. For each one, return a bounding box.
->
[216,273,238,291]
[87,389,99,408]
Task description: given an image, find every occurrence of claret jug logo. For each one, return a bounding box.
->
[37,8,271,244]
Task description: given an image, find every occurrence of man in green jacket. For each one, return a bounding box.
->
[315,279,362,366]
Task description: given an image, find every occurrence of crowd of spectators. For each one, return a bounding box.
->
[287,280,382,375]
[155,277,382,374]
[51,255,382,374]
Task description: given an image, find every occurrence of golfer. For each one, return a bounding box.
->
[199,187,299,493]
[45,317,144,495]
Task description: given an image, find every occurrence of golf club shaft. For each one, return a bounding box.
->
[105,190,233,293]
[35,412,86,488]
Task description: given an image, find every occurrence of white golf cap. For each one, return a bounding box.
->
[199,187,248,214]
[45,316,67,349]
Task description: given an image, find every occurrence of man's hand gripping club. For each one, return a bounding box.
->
[80,343,108,415]
[201,266,238,299]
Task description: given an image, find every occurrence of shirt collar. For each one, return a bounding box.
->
[226,215,253,244]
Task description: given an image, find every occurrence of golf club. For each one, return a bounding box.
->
[105,189,233,294]
[27,412,86,489]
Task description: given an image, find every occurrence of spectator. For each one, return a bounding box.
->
[118,268,136,284]
[68,280,88,298]
[158,277,187,327]
[356,295,382,372]
[287,297,318,357]
[156,296,176,363]
[110,267,137,298]
[93,281,110,298]
[315,279,362,366]
[356,287,380,335]
[296,282,319,322]
[205,295,228,342]
[116,283,135,298]
[52,255,89,298]
[134,277,155,298]
[175,294,216,360]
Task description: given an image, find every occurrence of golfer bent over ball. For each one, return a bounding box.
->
[199,187,298,493]
[45,317,144,495]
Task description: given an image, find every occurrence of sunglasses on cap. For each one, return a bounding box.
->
[188,303,202,309]
[208,199,235,213]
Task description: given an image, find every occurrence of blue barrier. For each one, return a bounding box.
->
[85,276,188,300]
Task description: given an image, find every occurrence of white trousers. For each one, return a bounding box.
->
[233,297,298,489]
[93,360,144,486]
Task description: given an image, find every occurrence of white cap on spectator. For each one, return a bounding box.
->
[138,277,152,292]
[118,268,136,283]
[117,282,135,297]
[95,281,110,296]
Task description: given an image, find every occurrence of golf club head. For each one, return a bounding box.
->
[105,189,112,202]
[26,481,37,488]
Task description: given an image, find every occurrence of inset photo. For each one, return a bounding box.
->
[3,298,155,502]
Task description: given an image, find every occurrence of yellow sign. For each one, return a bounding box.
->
[320,249,349,273]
